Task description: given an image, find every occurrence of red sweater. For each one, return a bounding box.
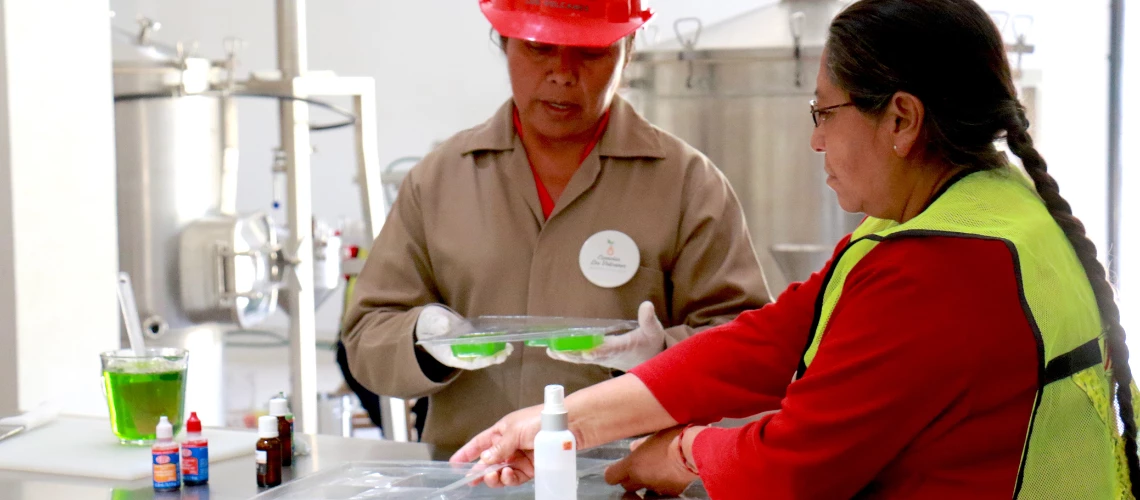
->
[631,235,1039,499]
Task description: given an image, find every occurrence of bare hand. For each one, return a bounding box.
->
[604,426,698,496]
[450,405,544,487]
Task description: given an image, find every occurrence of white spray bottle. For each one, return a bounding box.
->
[534,384,577,499]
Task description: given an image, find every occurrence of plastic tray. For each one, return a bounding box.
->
[417,316,637,358]
[250,457,709,499]
[250,461,505,499]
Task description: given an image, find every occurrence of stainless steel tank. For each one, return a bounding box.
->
[114,57,228,333]
[623,0,860,291]
[111,27,272,426]
[112,27,281,335]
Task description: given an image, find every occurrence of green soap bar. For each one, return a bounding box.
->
[451,342,507,358]
[548,334,604,352]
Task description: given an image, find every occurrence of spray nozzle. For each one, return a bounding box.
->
[543,385,566,415]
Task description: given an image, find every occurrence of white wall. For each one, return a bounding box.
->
[0,0,120,416]
[0,0,15,415]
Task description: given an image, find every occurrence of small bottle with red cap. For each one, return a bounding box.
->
[181,412,209,486]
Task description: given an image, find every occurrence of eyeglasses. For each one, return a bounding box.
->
[810,99,856,127]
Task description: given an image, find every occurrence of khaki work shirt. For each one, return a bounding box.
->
[342,96,770,449]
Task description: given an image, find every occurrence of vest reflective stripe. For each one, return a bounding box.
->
[799,167,1132,499]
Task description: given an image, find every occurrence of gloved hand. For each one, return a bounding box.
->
[546,301,666,372]
[416,304,514,370]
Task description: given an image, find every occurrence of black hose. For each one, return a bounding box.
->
[113,91,358,132]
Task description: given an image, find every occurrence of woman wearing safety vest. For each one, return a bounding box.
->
[340,0,769,451]
[452,0,1140,497]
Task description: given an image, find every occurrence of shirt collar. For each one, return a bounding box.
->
[459,95,666,160]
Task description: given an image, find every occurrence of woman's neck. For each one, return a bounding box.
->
[890,163,966,224]
[515,112,608,202]
[520,132,590,172]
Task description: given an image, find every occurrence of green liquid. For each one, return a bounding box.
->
[102,369,187,443]
[451,342,507,358]
[548,334,604,351]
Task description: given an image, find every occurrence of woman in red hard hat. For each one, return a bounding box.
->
[340,0,770,451]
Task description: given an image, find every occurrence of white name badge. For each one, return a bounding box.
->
[579,230,640,288]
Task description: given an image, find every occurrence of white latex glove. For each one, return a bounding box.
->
[546,301,666,372]
[416,304,514,370]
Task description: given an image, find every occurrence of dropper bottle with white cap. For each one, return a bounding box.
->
[534,384,577,499]
[151,416,180,492]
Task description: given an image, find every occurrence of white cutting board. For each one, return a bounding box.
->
[0,416,255,480]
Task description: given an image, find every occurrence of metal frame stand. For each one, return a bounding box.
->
[264,0,408,440]
[1108,0,1124,286]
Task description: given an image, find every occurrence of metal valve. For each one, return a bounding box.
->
[135,17,161,46]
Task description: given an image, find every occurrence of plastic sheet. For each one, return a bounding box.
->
[416,316,637,358]
[251,455,710,499]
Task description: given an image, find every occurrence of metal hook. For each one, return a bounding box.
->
[1011,15,1034,41]
[223,37,247,90]
[135,16,161,46]
[637,24,660,50]
[174,41,188,95]
[673,17,702,50]
[1010,15,1034,73]
[673,17,703,89]
[790,11,807,88]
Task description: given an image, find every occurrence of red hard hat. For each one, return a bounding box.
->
[480,0,654,48]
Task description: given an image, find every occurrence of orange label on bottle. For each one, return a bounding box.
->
[153,463,177,482]
[562,441,573,451]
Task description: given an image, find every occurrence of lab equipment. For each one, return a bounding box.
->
[269,396,294,467]
[178,214,279,327]
[257,415,283,488]
[275,220,343,315]
[112,0,390,435]
[116,273,147,357]
[101,348,189,444]
[181,412,209,486]
[112,20,272,426]
[535,385,577,500]
[113,34,265,336]
[151,416,180,492]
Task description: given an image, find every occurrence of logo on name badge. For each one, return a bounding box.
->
[579,230,639,288]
